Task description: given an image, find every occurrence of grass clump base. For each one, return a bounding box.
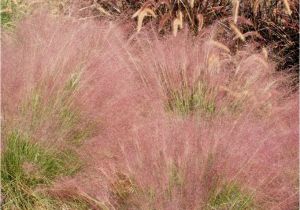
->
[166,82,216,116]
[208,183,254,210]
[1,131,82,209]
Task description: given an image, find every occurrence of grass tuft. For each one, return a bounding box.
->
[166,82,216,116]
[0,0,28,28]
[110,172,138,209]
[1,131,82,209]
[208,183,254,210]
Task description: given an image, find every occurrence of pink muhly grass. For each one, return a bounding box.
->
[2,13,135,147]
[2,12,298,209]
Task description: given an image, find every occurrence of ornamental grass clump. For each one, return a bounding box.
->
[1,12,298,209]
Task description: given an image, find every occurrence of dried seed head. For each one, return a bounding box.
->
[283,0,292,15]
[232,0,240,24]
[132,8,156,32]
[230,23,245,42]
[173,11,183,37]
[197,14,204,31]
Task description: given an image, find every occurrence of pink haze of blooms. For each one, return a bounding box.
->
[2,13,298,209]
